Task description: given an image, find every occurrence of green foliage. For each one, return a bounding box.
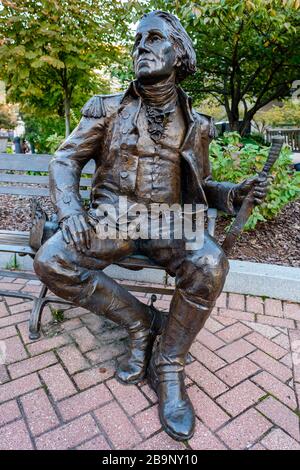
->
[196,97,227,122]
[254,100,300,132]
[50,307,65,323]
[145,0,300,134]
[0,0,133,136]
[23,114,66,154]
[5,254,21,270]
[45,133,64,155]
[209,132,300,229]
[0,103,17,129]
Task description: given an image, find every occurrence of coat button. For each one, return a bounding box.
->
[120,171,128,179]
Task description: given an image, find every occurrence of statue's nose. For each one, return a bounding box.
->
[138,36,151,54]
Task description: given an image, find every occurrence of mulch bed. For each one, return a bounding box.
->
[214,198,300,267]
[0,194,299,268]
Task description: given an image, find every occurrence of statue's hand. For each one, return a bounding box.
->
[60,214,96,252]
[234,174,271,206]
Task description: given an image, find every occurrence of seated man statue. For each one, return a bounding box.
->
[34,11,268,441]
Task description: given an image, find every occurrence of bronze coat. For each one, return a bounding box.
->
[49,82,238,223]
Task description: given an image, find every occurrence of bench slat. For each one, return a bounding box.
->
[0,174,92,186]
[0,244,35,255]
[0,154,95,173]
[0,186,91,198]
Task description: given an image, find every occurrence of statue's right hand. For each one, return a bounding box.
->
[60,214,96,252]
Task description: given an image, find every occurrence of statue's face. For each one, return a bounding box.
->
[133,16,177,83]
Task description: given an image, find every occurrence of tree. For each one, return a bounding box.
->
[253,99,300,133]
[144,0,300,135]
[0,103,18,129]
[0,0,132,136]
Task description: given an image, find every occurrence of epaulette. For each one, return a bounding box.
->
[80,93,123,119]
[195,111,217,139]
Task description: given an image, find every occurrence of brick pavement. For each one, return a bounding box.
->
[0,276,299,450]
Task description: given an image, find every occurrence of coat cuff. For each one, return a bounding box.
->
[55,190,86,223]
[204,179,241,215]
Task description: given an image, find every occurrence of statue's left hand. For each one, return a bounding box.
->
[60,213,96,252]
[234,174,270,206]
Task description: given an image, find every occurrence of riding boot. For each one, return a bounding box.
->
[77,269,165,384]
[148,288,215,441]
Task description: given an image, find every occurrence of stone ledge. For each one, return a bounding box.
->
[105,260,300,303]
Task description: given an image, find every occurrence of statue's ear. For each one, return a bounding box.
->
[174,48,182,68]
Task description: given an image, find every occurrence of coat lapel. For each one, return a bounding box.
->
[177,87,208,206]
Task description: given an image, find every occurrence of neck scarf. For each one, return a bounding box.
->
[135,77,178,143]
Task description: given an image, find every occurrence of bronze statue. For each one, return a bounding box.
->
[33,11,268,441]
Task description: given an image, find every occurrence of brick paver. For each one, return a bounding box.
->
[216,338,256,363]
[0,276,299,450]
[261,429,300,450]
[8,351,57,379]
[188,385,230,430]
[58,383,112,421]
[0,400,21,426]
[94,401,142,449]
[73,363,115,390]
[256,396,300,442]
[217,408,272,450]
[189,419,227,450]
[216,380,265,416]
[21,389,59,436]
[252,371,297,410]
[39,363,77,401]
[0,419,33,450]
[216,357,260,387]
[35,414,99,450]
[106,378,149,416]
[132,405,162,438]
[76,435,111,450]
[246,296,264,315]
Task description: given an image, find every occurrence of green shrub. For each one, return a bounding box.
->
[209,132,300,230]
[45,133,64,154]
[22,114,66,154]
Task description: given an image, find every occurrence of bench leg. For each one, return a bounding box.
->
[29,283,48,340]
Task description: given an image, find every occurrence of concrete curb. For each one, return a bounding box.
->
[1,253,300,303]
[105,260,300,303]
[224,260,300,303]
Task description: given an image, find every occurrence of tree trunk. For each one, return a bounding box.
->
[64,93,71,138]
[239,119,251,136]
[229,119,240,132]
[239,109,257,136]
[228,104,240,132]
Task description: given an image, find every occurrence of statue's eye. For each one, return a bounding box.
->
[150,34,161,42]
[133,35,141,49]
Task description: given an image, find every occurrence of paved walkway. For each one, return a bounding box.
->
[0,275,300,450]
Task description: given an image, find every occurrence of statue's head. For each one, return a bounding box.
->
[132,10,196,84]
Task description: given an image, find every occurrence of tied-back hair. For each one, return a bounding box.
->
[140,10,197,82]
